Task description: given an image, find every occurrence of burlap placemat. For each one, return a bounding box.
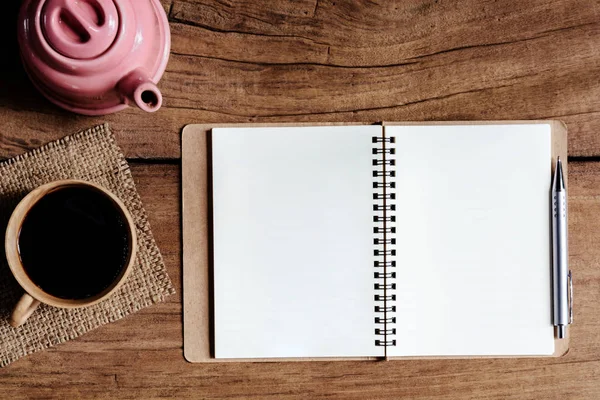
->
[0,123,175,367]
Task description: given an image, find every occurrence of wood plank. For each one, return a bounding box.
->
[1,0,599,160]
[1,161,600,399]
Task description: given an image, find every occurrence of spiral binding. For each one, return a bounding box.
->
[372,132,397,349]
[374,294,396,301]
[374,272,396,279]
[375,328,397,335]
[373,261,395,268]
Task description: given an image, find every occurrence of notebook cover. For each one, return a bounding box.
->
[182,121,569,363]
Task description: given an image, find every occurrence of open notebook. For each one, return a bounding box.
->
[182,122,568,362]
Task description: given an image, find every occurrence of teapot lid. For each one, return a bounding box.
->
[41,0,119,60]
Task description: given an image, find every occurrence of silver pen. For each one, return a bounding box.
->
[552,157,570,339]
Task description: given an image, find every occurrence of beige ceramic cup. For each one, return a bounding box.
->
[5,180,137,327]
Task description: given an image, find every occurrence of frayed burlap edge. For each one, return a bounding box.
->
[0,123,175,367]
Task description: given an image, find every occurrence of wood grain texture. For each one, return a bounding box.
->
[0,161,598,399]
[1,0,600,160]
[2,1,600,398]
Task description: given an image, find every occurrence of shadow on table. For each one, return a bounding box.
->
[0,192,29,320]
[0,3,62,317]
[0,1,65,114]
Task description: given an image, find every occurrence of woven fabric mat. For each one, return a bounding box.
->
[0,123,175,367]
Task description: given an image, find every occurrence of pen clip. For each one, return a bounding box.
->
[568,270,573,324]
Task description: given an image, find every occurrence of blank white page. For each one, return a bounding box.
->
[386,124,555,356]
[212,126,383,358]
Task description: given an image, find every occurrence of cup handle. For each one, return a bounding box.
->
[10,294,40,328]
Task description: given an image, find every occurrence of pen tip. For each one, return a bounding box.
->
[553,157,565,190]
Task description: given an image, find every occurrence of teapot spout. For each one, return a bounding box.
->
[118,70,163,113]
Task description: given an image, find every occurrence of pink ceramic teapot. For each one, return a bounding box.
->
[17,0,170,115]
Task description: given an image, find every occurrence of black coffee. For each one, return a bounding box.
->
[18,186,130,300]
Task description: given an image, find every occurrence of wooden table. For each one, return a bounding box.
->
[1,0,599,398]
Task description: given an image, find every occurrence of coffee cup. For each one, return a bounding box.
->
[5,180,137,327]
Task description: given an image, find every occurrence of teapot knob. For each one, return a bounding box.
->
[42,0,119,59]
